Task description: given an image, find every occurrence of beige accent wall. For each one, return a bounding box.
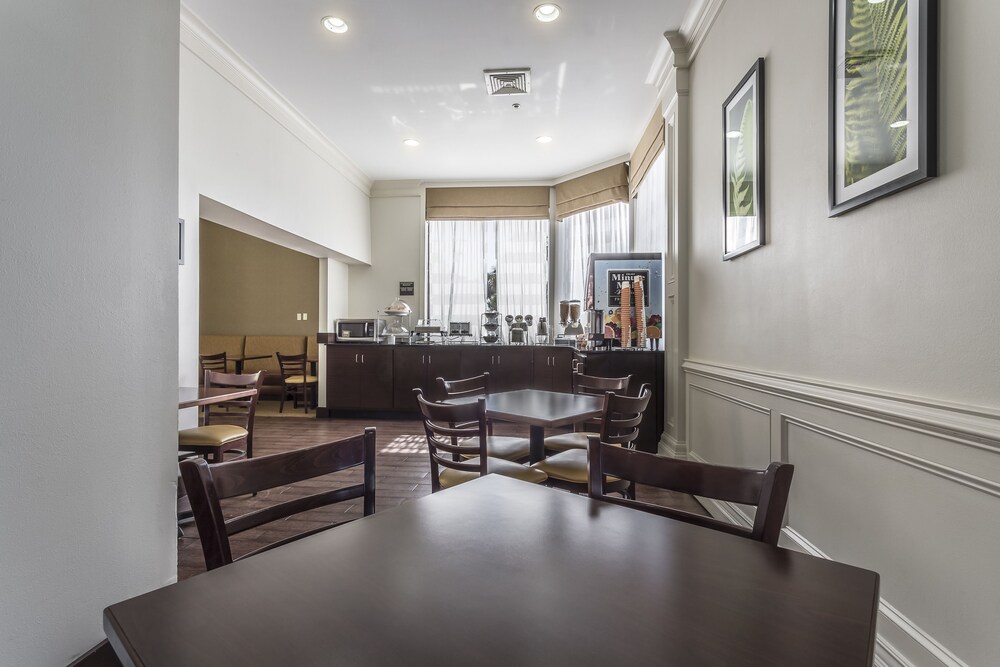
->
[200,221,319,335]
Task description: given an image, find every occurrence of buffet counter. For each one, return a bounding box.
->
[319,341,664,453]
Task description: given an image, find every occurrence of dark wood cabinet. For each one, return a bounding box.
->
[323,344,623,417]
[460,347,533,393]
[531,347,574,392]
[575,350,664,453]
[393,346,461,409]
[327,346,393,410]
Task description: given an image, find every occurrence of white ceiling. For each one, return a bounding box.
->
[183,0,693,183]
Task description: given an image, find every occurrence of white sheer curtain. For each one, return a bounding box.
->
[495,219,549,323]
[555,202,630,303]
[633,150,666,253]
[426,221,486,337]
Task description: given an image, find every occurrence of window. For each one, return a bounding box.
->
[554,202,630,304]
[427,219,549,336]
[632,150,666,253]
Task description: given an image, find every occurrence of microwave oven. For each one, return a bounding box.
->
[334,318,385,343]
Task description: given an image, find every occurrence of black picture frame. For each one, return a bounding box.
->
[828,0,938,216]
[723,58,765,261]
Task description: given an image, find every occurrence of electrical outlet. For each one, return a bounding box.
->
[296,313,302,321]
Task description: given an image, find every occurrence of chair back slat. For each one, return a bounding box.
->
[200,352,228,384]
[599,384,652,447]
[573,372,630,396]
[437,372,490,399]
[276,352,308,378]
[179,428,377,570]
[588,441,794,545]
[225,484,368,536]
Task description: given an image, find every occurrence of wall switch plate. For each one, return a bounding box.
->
[303,313,308,320]
[296,313,302,320]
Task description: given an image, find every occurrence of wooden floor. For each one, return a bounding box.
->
[178,414,708,580]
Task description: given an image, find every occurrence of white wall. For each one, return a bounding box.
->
[683,1,1000,665]
[0,2,179,664]
[178,9,371,392]
[349,183,425,318]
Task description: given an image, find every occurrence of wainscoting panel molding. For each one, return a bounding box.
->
[682,360,998,667]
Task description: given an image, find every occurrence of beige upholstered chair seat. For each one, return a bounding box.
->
[459,435,531,462]
[439,457,548,489]
[532,448,620,485]
[542,431,591,453]
[178,424,248,447]
[283,374,318,384]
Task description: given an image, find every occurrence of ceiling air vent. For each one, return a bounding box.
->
[484,68,531,96]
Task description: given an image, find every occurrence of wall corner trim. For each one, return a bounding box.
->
[180,3,373,195]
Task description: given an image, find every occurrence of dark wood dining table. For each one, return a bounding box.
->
[178,386,258,410]
[451,388,605,462]
[104,475,879,666]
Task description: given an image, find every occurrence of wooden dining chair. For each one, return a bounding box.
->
[543,371,632,454]
[588,442,794,546]
[532,384,652,496]
[180,428,377,571]
[178,370,263,463]
[436,372,531,462]
[276,351,318,413]
[415,390,547,492]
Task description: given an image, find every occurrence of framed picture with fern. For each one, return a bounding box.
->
[723,58,765,260]
[829,0,938,216]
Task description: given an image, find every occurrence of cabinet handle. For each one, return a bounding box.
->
[428,354,431,364]
[355,353,358,363]
[497,355,501,366]
[421,354,425,364]
[361,354,365,364]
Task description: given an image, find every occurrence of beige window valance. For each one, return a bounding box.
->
[629,109,665,197]
[554,162,629,219]
[425,186,550,220]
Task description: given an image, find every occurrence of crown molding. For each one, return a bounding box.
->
[179,4,373,195]
[679,0,727,62]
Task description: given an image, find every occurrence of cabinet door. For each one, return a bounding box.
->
[358,347,394,410]
[548,348,574,393]
[393,347,426,410]
[423,348,462,401]
[328,347,366,409]
[491,348,534,392]
[531,348,574,392]
[459,348,495,383]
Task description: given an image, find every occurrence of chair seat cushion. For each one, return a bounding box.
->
[439,457,548,489]
[543,432,591,452]
[459,436,531,461]
[531,449,620,485]
[178,424,248,447]
[284,375,318,384]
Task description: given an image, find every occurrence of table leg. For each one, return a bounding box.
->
[529,425,545,463]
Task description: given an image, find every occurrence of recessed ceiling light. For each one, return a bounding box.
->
[536,136,553,144]
[321,16,348,33]
[534,4,561,22]
[403,139,420,147]
[889,119,909,128]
